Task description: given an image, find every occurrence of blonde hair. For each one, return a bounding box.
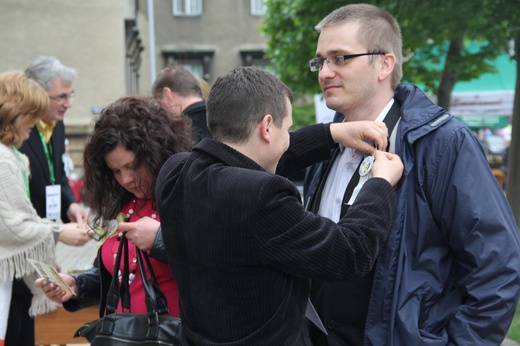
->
[197,77,211,100]
[0,71,49,147]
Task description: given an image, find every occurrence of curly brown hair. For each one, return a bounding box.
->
[82,96,193,224]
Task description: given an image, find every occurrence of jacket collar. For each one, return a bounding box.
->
[394,84,452,150]
[193,138,266,172]
[183,100,206,116]
[36,120,57,143]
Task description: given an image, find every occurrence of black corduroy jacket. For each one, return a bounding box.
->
[156,126,397,345]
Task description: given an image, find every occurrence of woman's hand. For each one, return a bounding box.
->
[117,216,160,251]
[58,223,91,246]
[35,274,78,303]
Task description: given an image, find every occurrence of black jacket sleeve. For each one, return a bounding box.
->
[149,226,168,263]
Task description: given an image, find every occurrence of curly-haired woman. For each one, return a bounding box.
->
[36,96,192,319]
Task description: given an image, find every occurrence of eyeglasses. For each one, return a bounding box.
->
[48,91,76,103]
[309,52,386,72]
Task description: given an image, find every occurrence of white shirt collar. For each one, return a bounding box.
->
[339,98,395,153]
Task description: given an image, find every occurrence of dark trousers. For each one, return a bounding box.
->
[5,278,35,346]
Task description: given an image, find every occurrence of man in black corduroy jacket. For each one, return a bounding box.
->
[156,66,403,345]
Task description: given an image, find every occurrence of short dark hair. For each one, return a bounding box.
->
[152,65,202,99]
[207,67,292,143]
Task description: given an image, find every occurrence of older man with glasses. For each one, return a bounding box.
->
[6,56,90,346]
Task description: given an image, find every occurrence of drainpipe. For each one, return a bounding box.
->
[147,0,156,83]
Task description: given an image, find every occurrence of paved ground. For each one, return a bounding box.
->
[56,238,97,274]
[54,203,97,274]
[504,338,520,346]
[38,242,97,346]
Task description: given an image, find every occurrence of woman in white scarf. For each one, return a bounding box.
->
[0,71,88,345]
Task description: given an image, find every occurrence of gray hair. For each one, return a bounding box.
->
[24,56,76,90]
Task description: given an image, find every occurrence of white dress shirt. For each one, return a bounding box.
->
[318,99,396,222]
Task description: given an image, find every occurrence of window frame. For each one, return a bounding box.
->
[163,50,214,81]
[172,0,202,17]
[250,0,266,16]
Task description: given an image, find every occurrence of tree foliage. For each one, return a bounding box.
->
[261,0,343,97]
[262,0,511,103]
[488,0,520,224]
[262,0,520,224]
[394,0,511,107]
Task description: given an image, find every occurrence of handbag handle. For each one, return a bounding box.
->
[104,232,130,315]
[136,246,172,339]
[136,248,170,315]
[104,232,170,317]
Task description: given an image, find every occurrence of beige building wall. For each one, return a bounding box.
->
[0,0,143,170]
[0,0,268,170]
[134,1,153,93]
[152,0,267,85]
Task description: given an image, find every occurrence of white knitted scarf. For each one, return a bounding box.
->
[0,143,60,316]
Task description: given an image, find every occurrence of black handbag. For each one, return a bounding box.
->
[74,232,181,345]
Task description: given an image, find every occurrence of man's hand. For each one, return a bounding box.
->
[330,121,388,154]
[67,202,88,223]
[371,151,403,187]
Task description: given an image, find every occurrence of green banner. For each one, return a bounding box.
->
[456,115,509,129]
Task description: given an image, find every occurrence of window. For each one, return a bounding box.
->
[240,49,270,70]
[251,0,266,16]
[163,50,214,81]
[125,20,144,94]
[173,0,202,17]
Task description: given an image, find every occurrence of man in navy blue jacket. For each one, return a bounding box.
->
[305,4,520,345]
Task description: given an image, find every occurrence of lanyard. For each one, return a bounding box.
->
[308,100,401,215]
[339,100,401,217]
[37,129,55,183]
[12,146,30,198]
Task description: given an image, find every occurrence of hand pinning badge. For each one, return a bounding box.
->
[359,144,377,177]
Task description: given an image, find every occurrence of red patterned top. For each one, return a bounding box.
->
[101,198,179,316]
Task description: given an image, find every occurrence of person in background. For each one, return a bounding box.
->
[62,138,74,179]
[152,65,212,143]
[36,96,193,321]
[68,172,85,203]
[0,71,89,346]
[21,56,88,223]
[304,4,520,345]
[8,55,90,346]
[156,66,403,344]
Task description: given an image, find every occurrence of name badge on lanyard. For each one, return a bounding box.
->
[46,184,61,220]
